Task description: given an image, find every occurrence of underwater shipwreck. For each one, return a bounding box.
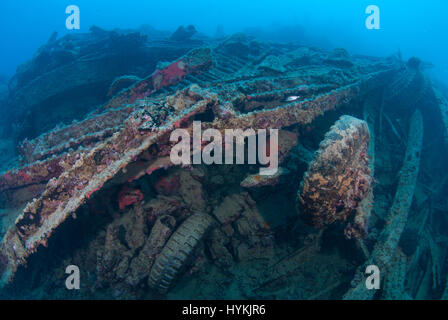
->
[0,26,447,300]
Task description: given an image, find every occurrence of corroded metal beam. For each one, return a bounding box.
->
[344,110,423,300]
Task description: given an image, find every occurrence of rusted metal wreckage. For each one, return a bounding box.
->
[0,34,444,296]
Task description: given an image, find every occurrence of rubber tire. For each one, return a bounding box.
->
[148,212,214,293]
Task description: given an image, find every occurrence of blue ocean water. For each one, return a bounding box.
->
[0,0,447,301]
[1,0,447,83]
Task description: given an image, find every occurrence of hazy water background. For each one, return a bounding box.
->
[0,0,447,84]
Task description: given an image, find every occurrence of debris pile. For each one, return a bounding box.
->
[0,29,447,300]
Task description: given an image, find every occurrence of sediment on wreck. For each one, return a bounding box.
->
[254,230,323,294]
[343,110,424,300]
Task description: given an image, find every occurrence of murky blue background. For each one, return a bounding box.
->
[0,0,447,83]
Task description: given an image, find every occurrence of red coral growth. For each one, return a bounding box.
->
[128,60,187,104]
[86,182,105,199]
[118,186,144,210]
[18,171,32,183]
[155,60,187,89]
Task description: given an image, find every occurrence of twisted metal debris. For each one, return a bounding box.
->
[3,33,437,297]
